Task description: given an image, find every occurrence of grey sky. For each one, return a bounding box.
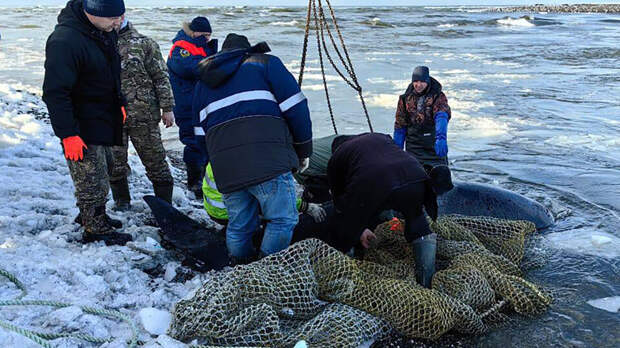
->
[1,1,617,7]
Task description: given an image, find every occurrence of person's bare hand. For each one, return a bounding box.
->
[161,111,175,128]
[360,228,377,249]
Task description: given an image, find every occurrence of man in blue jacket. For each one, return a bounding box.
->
[193,33,313,263]
[167,17,217,199]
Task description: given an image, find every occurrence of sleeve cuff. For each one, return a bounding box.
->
[294,140,313,159]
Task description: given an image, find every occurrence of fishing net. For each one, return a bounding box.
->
[169,215,552,347]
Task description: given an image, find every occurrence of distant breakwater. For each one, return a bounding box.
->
[489,4,620,14]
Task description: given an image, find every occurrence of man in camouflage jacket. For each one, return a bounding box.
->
[108,17,175,207]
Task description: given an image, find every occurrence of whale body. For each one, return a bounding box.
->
[438,181,555,229]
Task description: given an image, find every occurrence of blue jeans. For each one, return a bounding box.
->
[222,172,299,258]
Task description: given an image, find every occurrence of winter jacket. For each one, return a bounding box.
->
[327,133,430,248]
[193,42,312,194]
[118,22,174,127]
[167,27,217,122]
[394,77,451,166]
[42,0,125,145]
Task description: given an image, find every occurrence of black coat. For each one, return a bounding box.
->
[327,133,431,250]
[42,0,125,146]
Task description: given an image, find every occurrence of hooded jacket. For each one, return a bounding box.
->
[193,37,312,194]
[327,133,433,249]
[42,0,125,145]
[167,26,217,121]
[394,77,451,166]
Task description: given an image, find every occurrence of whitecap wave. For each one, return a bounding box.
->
[271,20,299,27]
[365,93,398,109]
[497,17,535,27]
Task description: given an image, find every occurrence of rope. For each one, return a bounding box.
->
[0,268,138,347]
[480,300,506,319]
[300,0,374,134]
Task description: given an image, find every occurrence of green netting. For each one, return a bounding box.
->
[169,215,552,347]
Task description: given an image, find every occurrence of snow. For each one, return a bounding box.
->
[587,296,620,313]
[139,307,172,336]
[0,83,218,347]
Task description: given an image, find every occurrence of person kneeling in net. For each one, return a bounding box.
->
[327,133,452,288]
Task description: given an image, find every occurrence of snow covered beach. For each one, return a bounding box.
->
[0,84,211,347]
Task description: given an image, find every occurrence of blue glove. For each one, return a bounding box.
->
[393,128,406,149]
[434,112,449,157]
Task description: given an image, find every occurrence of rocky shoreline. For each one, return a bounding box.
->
[489,4,620,14]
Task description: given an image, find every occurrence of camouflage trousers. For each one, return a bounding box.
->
[107,119,173,185]
[66,144,111,210]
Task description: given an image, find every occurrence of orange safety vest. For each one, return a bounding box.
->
[168,40,207,58]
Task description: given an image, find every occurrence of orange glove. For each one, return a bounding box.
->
[62,136,87,161]
[121,106,127,124]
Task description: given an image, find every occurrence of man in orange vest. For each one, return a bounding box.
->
[167,17,218,200]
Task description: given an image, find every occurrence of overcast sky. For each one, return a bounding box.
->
[1,1,617,7]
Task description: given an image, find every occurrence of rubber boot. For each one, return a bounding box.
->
[81,206,132,246]
[110,178,131,211]
[153,181,174,204]
[412,233,437,288]
[186,163,204,200]
[74,212,122,229]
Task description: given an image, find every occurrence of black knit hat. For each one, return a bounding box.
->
[412,66,431,84]
[190,16,212,33]
[83,0,125,18]
[222,33,251,50]
[429,165,454,195]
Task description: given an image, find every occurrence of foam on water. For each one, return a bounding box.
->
[546,230,620,259]
[497,16,536,28]
[545,134,620,154]
[365,93,398,109]
[271,20,299,27]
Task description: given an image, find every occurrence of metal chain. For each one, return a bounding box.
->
[301,0,374,133]
[321,0,374,132]
[311,0,338,134]
[297,2,313,87]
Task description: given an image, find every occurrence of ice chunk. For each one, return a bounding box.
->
[156,334,186,348]
[139,307,172,336]
[164,263,177,282]
[546,230,620,258]
[294,341,308,348]
[591,235,612,247]
[587,296,620,313]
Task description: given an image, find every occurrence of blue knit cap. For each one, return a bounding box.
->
[412,66,431,84]
[189,17,212,33]
[83,0,125,18]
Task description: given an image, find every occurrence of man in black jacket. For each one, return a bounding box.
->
[42,0,131,246]
[327,133,439,288]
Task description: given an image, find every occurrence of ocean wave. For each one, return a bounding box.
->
[268,8,304,13]
[497,16,535,27]
[365,93,398,109]
[451,112,511,139]
[359,17,395,28]
[271,20,300,27]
